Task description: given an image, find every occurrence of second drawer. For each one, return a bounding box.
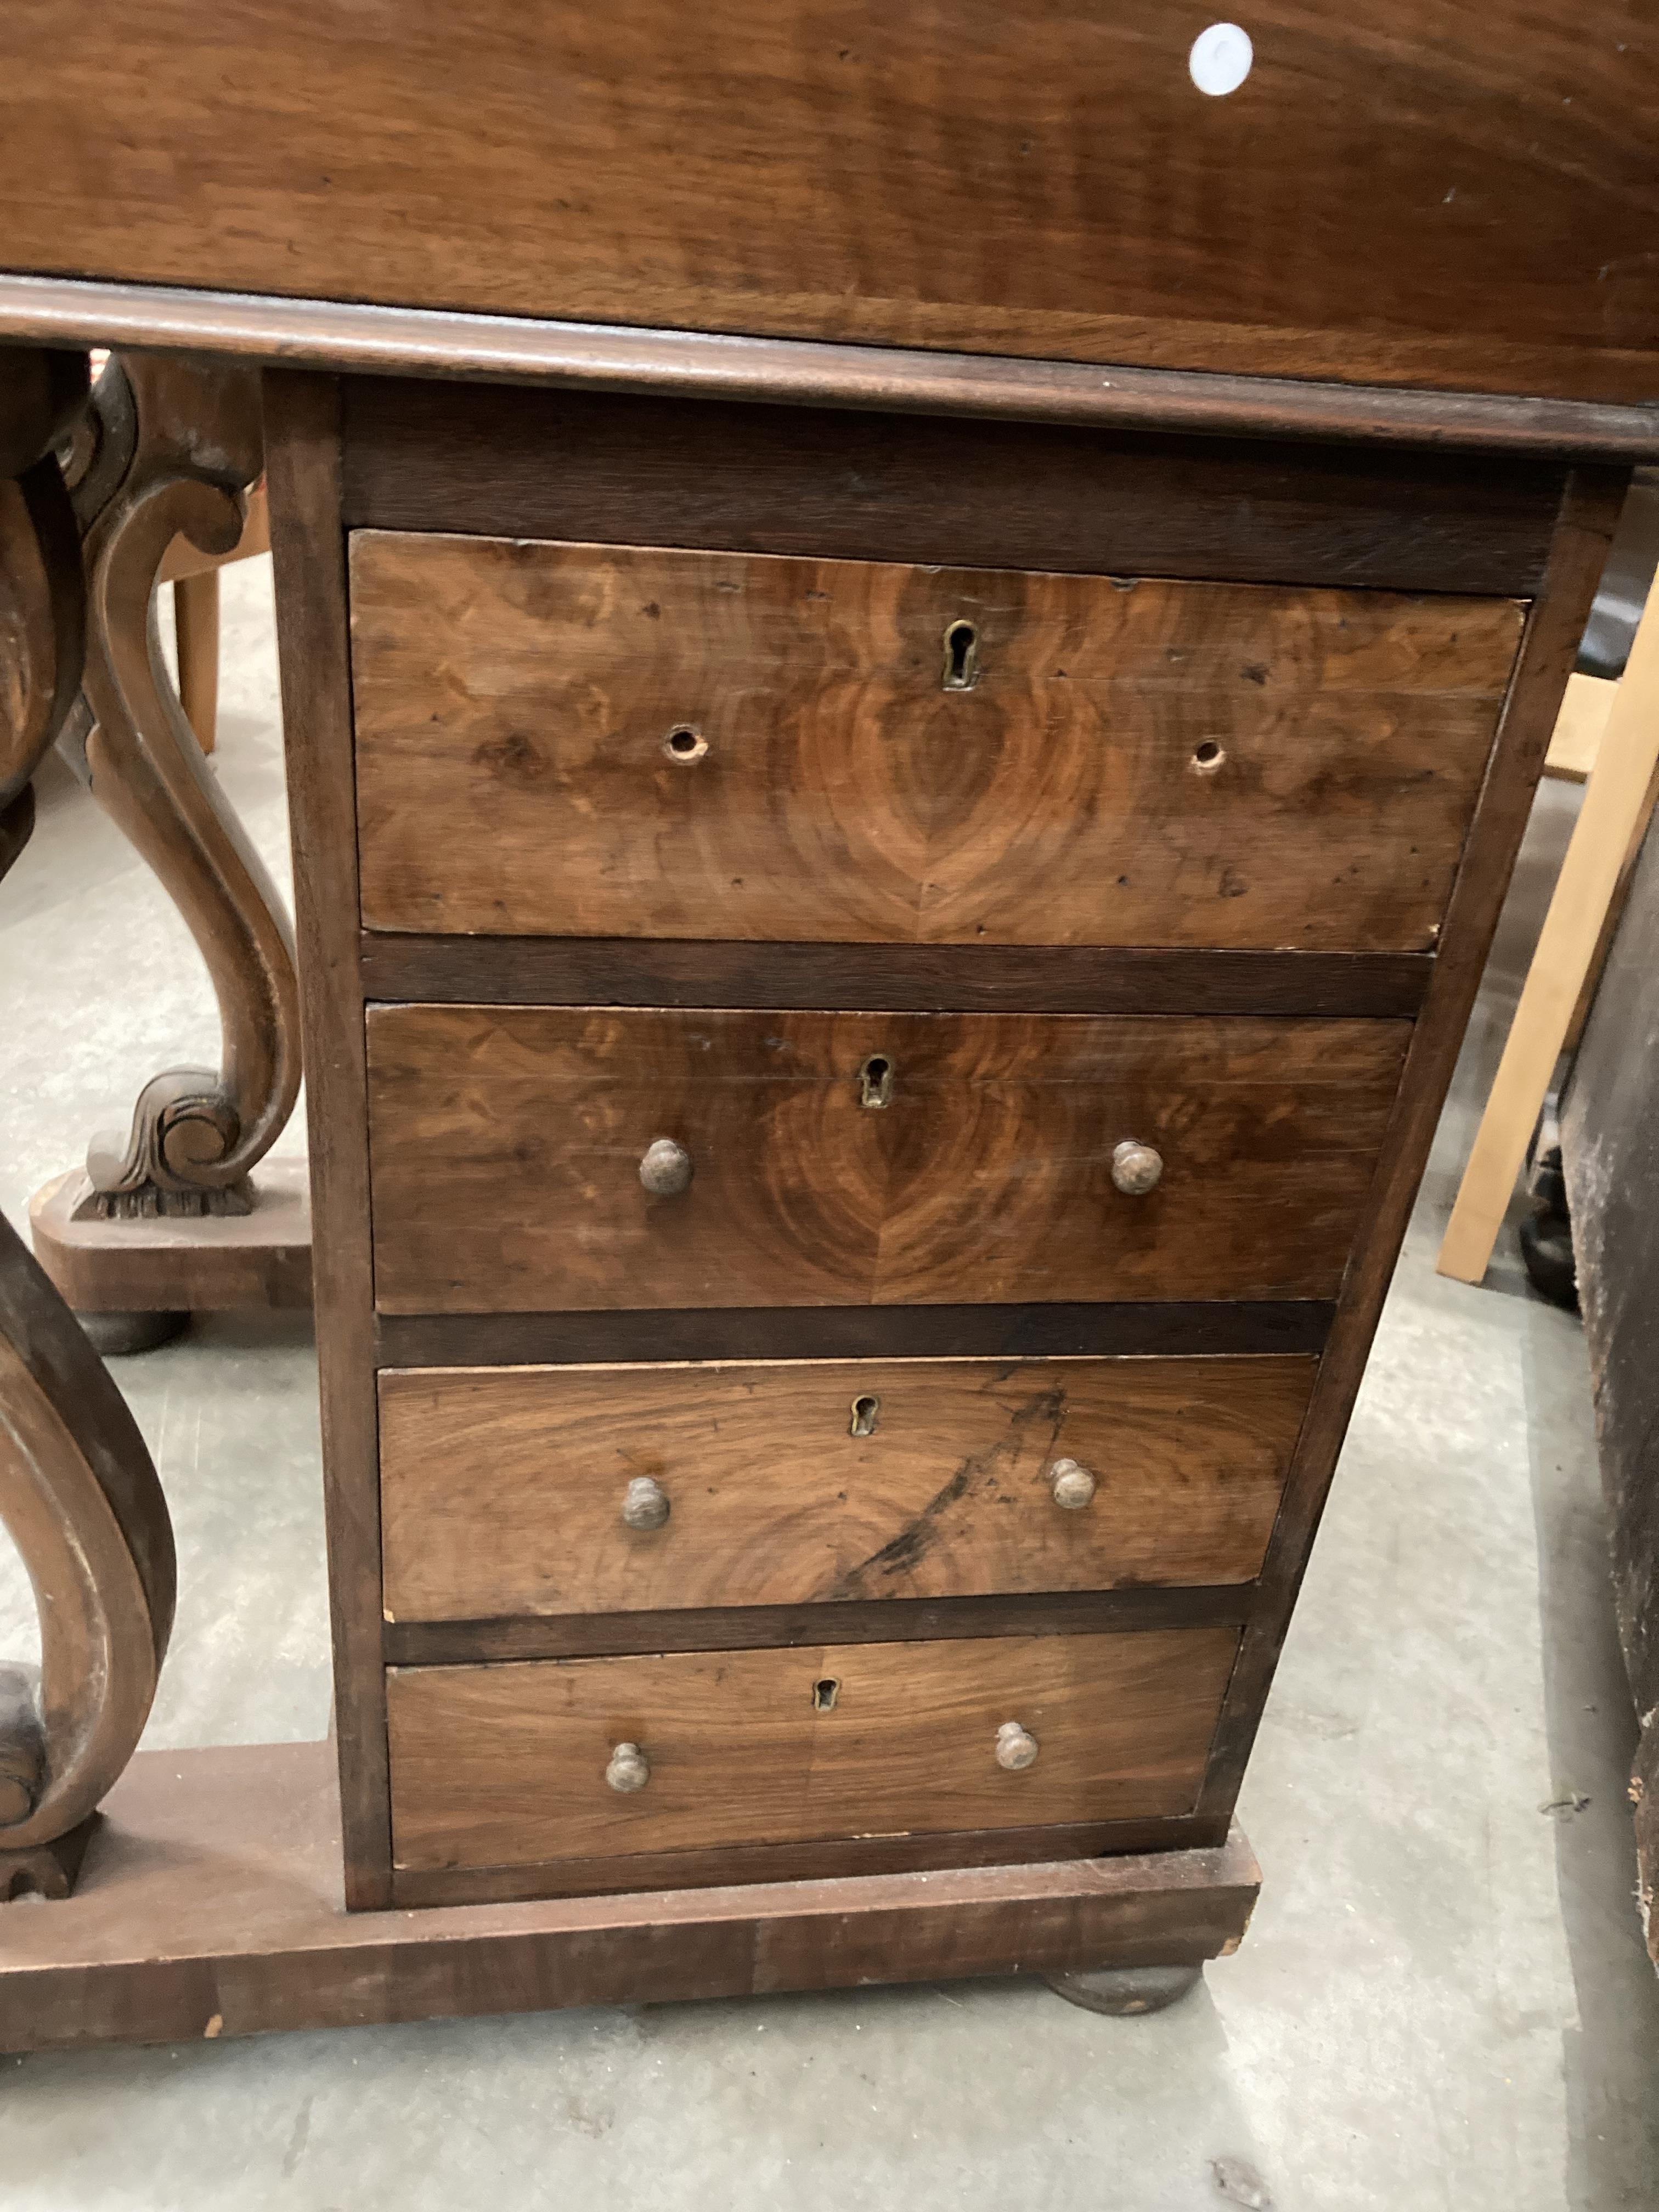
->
[365,1005,1410,1311]
[380,1354,1314,1621]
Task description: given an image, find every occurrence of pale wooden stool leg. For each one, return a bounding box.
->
[1437,590,1659,1285]
[173,568,220,753]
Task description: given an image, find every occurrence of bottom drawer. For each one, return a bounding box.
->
[386,1627,1239,1874]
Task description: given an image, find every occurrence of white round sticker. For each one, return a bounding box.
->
[1189,22,1254,97]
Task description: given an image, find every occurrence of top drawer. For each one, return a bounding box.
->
[350,533,1523,953]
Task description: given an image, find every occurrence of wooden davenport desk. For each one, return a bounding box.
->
[1,3,1657,2050]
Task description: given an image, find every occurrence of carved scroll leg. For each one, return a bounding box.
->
[30,353,307,1325]
[0,363,176,1897]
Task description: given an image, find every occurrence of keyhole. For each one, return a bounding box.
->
[858,1054,895,1108]
[942,619,979,692]
[849,1393,881,1437]
[813,1678,840,1712]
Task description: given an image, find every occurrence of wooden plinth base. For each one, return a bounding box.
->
[28,1160,313,1317]
[0,1741,1259,2055]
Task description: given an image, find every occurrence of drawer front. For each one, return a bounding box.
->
[366,1005,1409,1312]
[379,1355,1315,1622]
[386,1627,1239,1870]
[350,532,1523,953]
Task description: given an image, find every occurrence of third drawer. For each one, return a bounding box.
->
[378,1353,1317,1622]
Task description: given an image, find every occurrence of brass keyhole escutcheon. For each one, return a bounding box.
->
[849,1393,881,1437]
[942,618,979,692]
[813,1678,840,1712]
[858,1054,894,1109]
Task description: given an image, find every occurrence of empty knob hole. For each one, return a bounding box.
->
[858,1054,895,1109]
[1192,740,1225,771]
[942,619,980,692]
[664,725,708,763]
[813,1678,840,1712]
[849,1393,881,1437]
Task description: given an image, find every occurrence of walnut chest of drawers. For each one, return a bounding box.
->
[263,362,1617,1973]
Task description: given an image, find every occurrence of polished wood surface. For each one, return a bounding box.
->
[365,1005,1409,1313]
[0,1740,1260,2049]
[345,381,1568,600]
[4,280,1659,461]
[386,1626,1239,1874]
[379,1354,1316,1621]
[352,534,1521,952]
[3,6,1657,400]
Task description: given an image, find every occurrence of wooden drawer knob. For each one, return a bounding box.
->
[620,1475,670,1531]
[996,1720,1039,1771]
[639,1137,693,1196]
[1049,1458,1097,1510]
[606,1742,650,1793]
[1110,1138,1163,1195]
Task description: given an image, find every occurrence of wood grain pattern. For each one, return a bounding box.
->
[352,534,1522,953]
[0,1741,1261,2050]
[386,1626,1239,1874]
[3,5,1658,400]
[379,1355,1313,1622]
[343,382,1568,600]
[365,1005,1410,1313]
[360,938,1435,1019]
[262,373,393,1909]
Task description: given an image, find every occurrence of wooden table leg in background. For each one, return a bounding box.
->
[26,354,310,1346]
[1437,582,1659,1286]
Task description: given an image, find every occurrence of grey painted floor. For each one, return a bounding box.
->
[2,560,1657,2211]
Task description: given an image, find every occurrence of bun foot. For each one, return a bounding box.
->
[1043,1962,1202,2016]
[76,1310,189,1356]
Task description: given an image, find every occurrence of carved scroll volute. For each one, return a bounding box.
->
[0,350,175,1891]
[69,353,301,1217]
[0,1212,176,1858]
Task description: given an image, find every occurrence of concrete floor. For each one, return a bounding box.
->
[2,560,1657,2211]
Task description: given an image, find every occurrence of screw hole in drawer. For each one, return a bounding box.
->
[858,1054,894,1109]
[1192,740,1226,772]
[813,1678,841,1712]
[941,619,979,692]
[664,725,708,764]
[848,1393,881,1437]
